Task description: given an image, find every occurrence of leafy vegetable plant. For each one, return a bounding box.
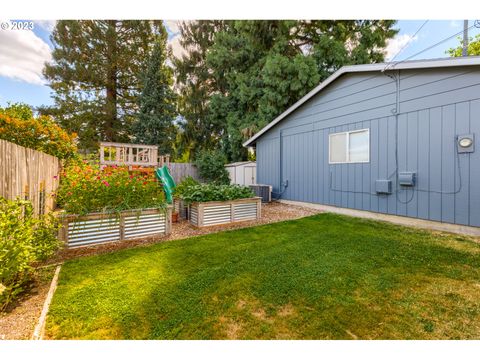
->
[178,183,255,204]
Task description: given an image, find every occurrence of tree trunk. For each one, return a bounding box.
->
[105,20,118,142]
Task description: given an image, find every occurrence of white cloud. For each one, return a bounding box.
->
[35,20,57,32]
[0,20,52,85]
[385,33,418,61]
[165,20,180,35]
[450,20,461,28]
[165,20,189,59]
[169,34,186,59]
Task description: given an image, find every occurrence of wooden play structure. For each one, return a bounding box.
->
[99,142,170,169]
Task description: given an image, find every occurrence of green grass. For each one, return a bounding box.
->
[46,213,480,339]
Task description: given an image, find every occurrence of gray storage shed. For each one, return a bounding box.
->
[244,57,480,227]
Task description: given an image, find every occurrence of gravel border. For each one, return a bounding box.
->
[0,267,56,340]
[32,265,61,340]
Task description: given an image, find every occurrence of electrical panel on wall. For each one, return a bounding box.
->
[375,180,392,194]
[399,172,416,187]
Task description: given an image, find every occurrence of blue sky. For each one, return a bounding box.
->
[0,20,479,109]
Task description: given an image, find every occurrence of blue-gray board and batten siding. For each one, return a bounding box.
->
[255,65,480,227]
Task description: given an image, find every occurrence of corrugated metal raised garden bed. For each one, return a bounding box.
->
[59,207,172,248]
[189,197,261,227]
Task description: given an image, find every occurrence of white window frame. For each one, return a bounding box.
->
[329,128,370,164]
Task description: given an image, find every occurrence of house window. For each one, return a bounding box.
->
[329,129,369,164]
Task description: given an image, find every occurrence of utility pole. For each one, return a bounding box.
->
[462,20,469,57]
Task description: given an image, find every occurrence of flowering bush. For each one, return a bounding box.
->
[56,163,166,215]
[0,197,60,310]
[0,103,78,161]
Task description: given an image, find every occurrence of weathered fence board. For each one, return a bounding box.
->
[168,163,200,183]
[0,139,60,215]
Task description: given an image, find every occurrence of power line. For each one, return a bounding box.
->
[383,20,429,71]
[388,24,476,68]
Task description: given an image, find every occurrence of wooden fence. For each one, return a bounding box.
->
[0,139,60,215]
[168,162,200,184]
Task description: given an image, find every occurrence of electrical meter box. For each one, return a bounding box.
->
[375,180,392,194]
[399,172,416,187]
[457,134,474,153]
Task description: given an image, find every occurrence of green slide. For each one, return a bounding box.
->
[155,165,176,204]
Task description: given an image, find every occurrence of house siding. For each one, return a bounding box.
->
[255,66,480,226]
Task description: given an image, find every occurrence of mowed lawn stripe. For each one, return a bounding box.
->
[46,213,480,339]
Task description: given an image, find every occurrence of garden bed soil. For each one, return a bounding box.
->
[0,266,56,340]
[48,201,321,263]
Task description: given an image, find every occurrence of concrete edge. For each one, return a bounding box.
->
[279,199,480,238]
[32,264,61,340]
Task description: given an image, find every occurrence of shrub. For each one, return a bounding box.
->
[178,183,255,204]
[0,103,78,161]
[0,197,60,310]
[56,163,166,215]
[194,149,230,185]
[173,176,200,199]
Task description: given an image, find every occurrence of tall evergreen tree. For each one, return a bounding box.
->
[173,21,228,160]
[175,20,398,161]
[43,20,165,150]
[132,37,177,155]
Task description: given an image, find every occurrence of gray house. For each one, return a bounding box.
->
[244,57,480,227]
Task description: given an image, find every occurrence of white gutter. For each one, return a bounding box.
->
[243,56,480,147]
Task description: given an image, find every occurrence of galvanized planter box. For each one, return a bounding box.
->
[189,197,261,227]
[59,207,172,248]
[173,198,188,220]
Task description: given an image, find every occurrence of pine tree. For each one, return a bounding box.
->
[43,20,166,150]
[132,38,177,155]
[173,21,228,160]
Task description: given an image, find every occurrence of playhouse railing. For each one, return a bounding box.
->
[99,142,170,168]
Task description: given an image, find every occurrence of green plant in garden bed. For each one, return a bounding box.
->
[56,163,166,215]
[0,197,60,310]
[176,181,255,204]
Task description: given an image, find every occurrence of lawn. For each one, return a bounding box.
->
[46,213,480,340]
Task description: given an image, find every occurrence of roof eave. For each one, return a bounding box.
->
[243,56,480,147]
